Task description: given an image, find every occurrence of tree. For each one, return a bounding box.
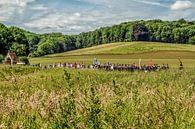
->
[28,35,40,53]
[94,30,102,45]
[64,36,76,50]
[9,27,29,56]
[18,56,30,64]
[0,54,4,63]
[0,23,13,55]
[178,18,187,24]
[37,42,57,56]
[188,36,195,44]
[1,19,195,57]
[10,42,27,56]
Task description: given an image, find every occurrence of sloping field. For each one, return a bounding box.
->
[48,42,195,57]
[30,42,195,67]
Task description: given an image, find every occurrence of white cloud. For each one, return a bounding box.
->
[22,0,194,34]
[132,0,168,7]
[23,9,125,34]
[1,0,195,34]
[0,5,15,21]
[74,13,81,17]
[31,4,48,11]
[0,0,38,21]
[24,12,84,33]
[0,0,35,7]
[171,0,192,10]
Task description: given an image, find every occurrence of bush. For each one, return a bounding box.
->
[0,54,4,63]
[18,56,30,65]
[37,42,57,56]
[188,36,195,44]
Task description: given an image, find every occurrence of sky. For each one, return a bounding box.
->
[0,0,195,34]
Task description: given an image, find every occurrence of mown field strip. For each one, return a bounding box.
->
[30,42,195,68]
[47,42,195,57]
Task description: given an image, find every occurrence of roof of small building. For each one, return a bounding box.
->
[7,52,17,60]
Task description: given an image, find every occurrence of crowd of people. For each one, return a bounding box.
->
[32,58,172,73]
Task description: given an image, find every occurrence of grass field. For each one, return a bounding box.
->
[1,42,195,128]
[47,42,195,56]
[30,42,195,68]
[0,66,195,128]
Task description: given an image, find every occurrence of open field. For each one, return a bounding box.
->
[30,42,195,68]
[1,42,195,128]
[47,42,195,56]
[0,66,195,128]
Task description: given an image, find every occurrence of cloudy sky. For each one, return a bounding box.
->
[0,0,195,34]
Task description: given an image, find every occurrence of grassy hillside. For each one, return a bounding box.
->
[30,42,195,68]
[47,42,195,56]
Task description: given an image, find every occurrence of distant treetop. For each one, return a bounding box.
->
[0,19,195,57]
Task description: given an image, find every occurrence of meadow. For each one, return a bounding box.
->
[0,66,195,128]
[30,42,195,68]
[0,42,195,128]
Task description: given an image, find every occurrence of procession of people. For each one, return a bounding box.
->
[31,57,178,73]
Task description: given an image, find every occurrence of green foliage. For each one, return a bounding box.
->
[87,87,102,129]
[0,54,4,63]
[0,66,40,81]
[10,42,28,56]
[1,19,195,57]
[0,23,13,54]
[18,56,30,64]
[9,26,29,56]
[27,35,40,53]
[188,36,195,44]
[37,42,56,56]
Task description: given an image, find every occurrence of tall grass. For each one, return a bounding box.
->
[0,66,195,128]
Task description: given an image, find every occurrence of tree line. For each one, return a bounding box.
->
[0,19,195,58]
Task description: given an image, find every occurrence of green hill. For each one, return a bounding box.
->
[1,19,195,58]
[30,42,195,67]
[48,42,195,56]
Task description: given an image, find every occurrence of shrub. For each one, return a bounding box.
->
[18,56,30,65]
[0,54,4,63]
[188,36,195,44]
